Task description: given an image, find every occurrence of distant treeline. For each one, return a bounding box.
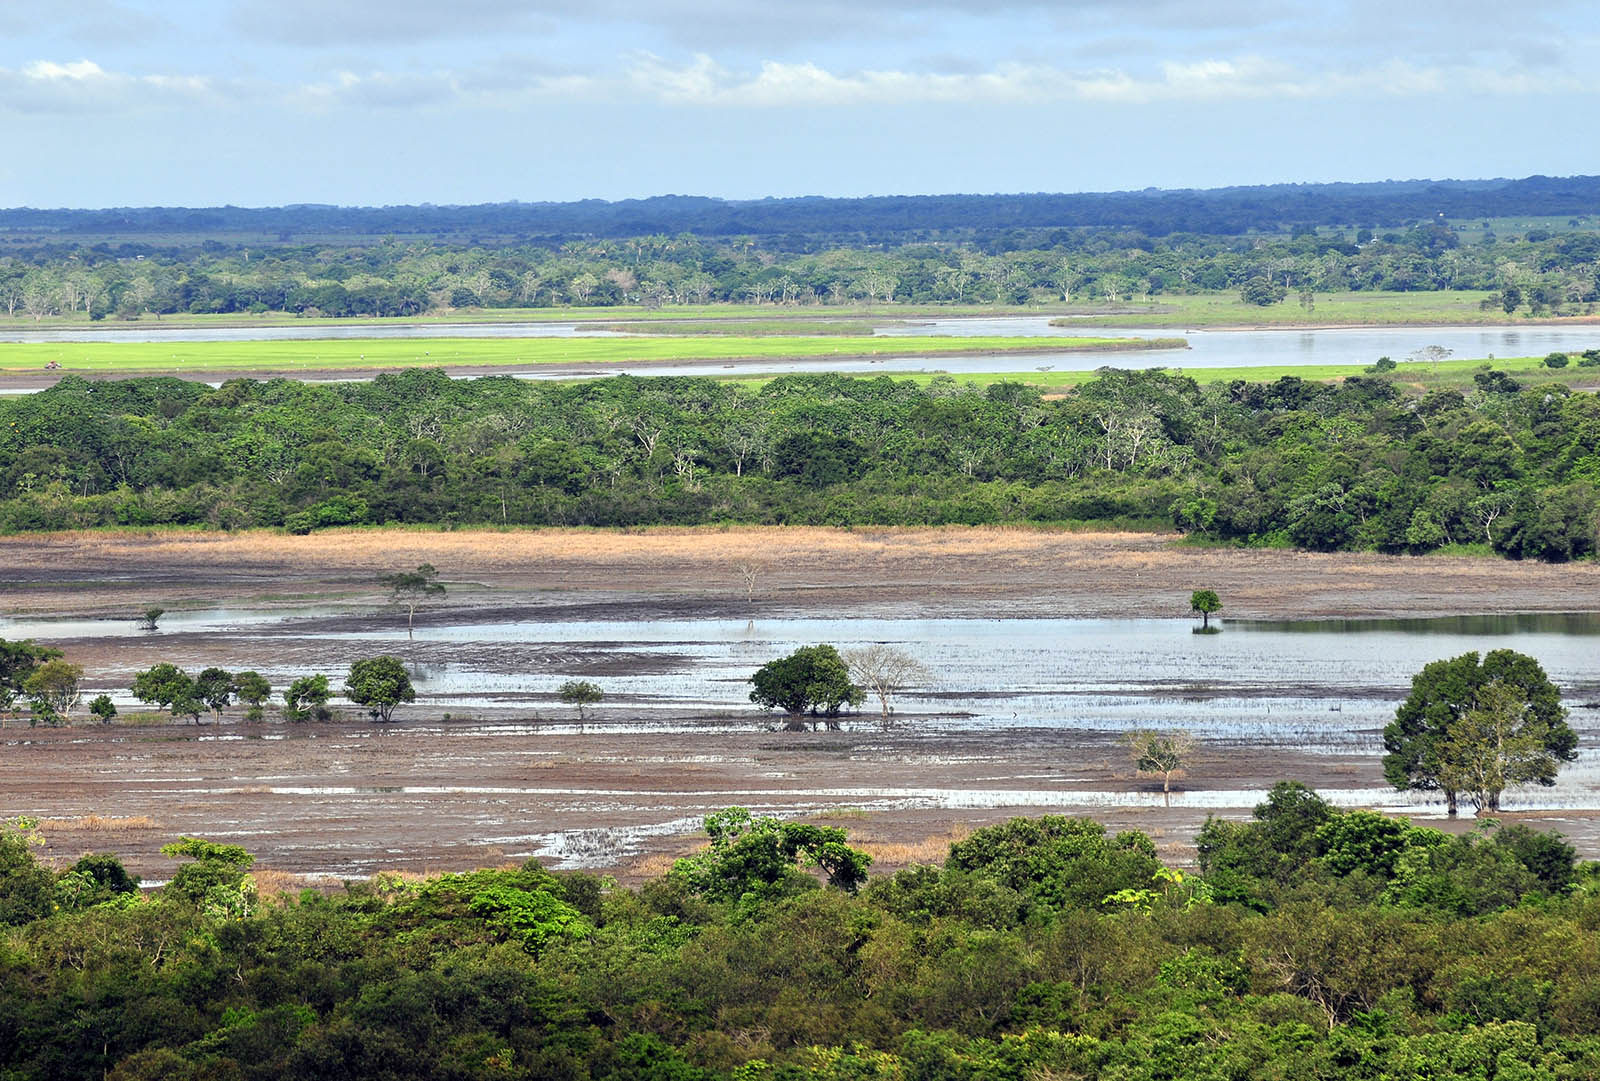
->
[3,787,1599,1079]
[5,174,1600,241]
[6,209,1600,320]
[2,368,1597,560]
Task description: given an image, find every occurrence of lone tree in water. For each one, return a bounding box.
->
[1384,649,1576,815]
[344,657,415,723]
[1189,590,1222,630]
[557,680,604,723]
[380,564,445,636]
[750,645,864,731]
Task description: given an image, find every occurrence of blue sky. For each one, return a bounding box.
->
[3,1,1598,207]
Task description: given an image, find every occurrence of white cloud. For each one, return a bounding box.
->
[0,58,224,113]
[21,59,112,81]
[610,53,1591,108]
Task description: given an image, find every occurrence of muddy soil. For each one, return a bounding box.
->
[3,527,1599,885]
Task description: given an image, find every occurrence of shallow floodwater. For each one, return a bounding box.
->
[7,608,1596,773]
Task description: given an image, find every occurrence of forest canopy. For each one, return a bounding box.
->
[1,794,1598,1080]
[1,368,1596,560]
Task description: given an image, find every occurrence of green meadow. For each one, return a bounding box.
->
[840,354,1600,394]
[0,334,1150,377]
[1057,289,1597,327]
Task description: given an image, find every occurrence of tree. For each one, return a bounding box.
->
[1410,344,1453,374]
[1123,729,1195,803]
[131,663,194,715]
[0,638,62,722]
[345,656,415,722]
[284,673,331,722]
[749,645,864,730]
[1383,650,1576,815]
[160,837,256,917]
[232,671,271,721]
[556,679,603,722]
[1239,276,1286,305]
[139,607,164,631]
[735,560,764,604]
[380,563,445,636]
[24,659,83,721]
[193,667,234,723]
[670,807,872,899]
[88,694,117,724]
[842,644,933,726]
[1190,589,1222,630]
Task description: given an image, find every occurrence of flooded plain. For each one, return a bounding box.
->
[5,528,1600,882]
[5,602,1600,881]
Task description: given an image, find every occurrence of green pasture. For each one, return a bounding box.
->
[1055,290,1585,328]
[591,319,888,336]
[781,354,1600,394]
[11,289,1600,335]
[0,334,1147,376]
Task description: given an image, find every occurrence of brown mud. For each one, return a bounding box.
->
[3,527,1599,886]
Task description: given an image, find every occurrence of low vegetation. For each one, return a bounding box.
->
[0,333,1145,378]
[2,787,1599,1080]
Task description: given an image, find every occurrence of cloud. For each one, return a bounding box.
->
[612,53,1591,108]
[0,58,221,114]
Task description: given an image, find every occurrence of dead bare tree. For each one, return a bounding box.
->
[735,561,765,605]
[1121,729,1196,805]
[843,645,935,727]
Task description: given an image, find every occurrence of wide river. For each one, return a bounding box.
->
[6,316,1600,380]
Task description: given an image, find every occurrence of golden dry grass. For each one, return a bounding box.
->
[250,869,319,897]
[625,852,683,880]
[40,814,160,832]
[856,824,972,868]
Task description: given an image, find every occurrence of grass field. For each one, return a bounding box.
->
[0,334,1152,376]
[14,289,1599,334]
[831,355,1600,394]
[1055,290,1600,328]
[591,319,889,336]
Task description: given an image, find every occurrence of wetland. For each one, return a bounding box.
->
[4,527,1598,884]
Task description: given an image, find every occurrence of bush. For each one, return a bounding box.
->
[748,645,863,728]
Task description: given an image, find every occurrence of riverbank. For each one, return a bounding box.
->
[0,333,1176,389]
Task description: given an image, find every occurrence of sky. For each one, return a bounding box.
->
[3,1,1598,208]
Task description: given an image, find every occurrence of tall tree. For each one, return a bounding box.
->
[380,563,446,636]
[1383,650,1576,815]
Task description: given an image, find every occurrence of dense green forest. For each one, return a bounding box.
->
[3,789,1599,1080]
[6,175,1600,242]
[2,368,1597,560]
[4,215,1600,319]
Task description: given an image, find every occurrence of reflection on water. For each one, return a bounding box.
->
[7,606,1595,756]
[1233,613,1600,636]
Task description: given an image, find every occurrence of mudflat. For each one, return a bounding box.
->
[3,527,1598,886]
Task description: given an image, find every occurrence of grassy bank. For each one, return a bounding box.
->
[1055,289,1600,328]
[0,333,1162,377]
[14,289,1600,334]
[828,354,1600,393]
